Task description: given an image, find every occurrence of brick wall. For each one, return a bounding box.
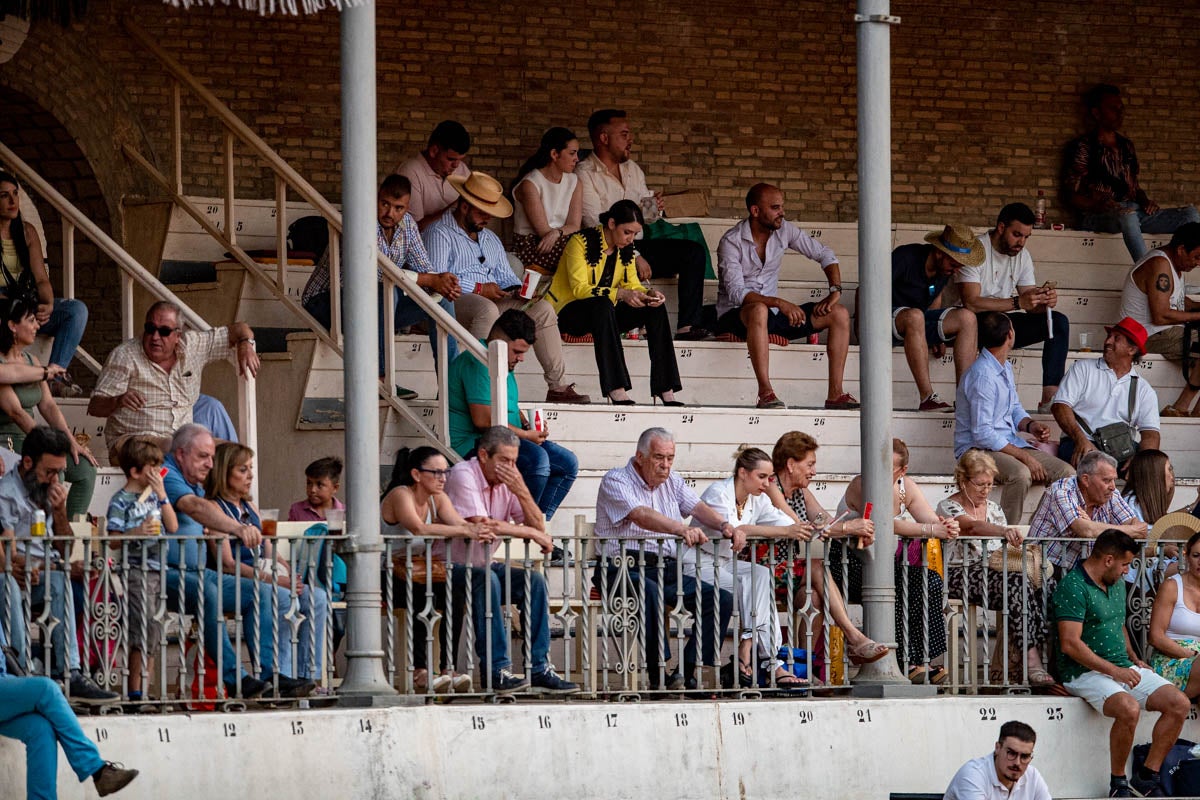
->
[3,0,1200,231]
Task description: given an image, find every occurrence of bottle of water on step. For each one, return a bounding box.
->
[1034,190,1047,228]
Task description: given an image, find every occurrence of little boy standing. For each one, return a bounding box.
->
[288,456,345,522]
[106,438,178,702]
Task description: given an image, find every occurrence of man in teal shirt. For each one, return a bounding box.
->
[447,310,578,522]
[1054,528,1190,797]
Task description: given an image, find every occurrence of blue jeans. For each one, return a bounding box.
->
[37,298,88,370]
[213,572,295,680]
[450,563,549,677]
[1,571,82,676]
[0,675,105,800]
[302,285,458,376]
[164,569,247,686]
[516,438,578,521]
[1082,201,1200,261]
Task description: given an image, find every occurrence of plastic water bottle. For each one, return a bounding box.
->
[146,506,162,536]
[1034,191,1047,228]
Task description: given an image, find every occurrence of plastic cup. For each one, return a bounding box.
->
[520,271,540,300]
[641,194,660,223]
[260,508,278,538]
[326,508,345,532]
[1078,332,1092,352]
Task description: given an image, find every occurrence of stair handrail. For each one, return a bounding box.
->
[121,17,488,460]
[0,141,259,473]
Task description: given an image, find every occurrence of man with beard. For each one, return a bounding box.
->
[424,171,589,405]
[1054,528,1190,797]
[943,720,1051,800]
[0,426,118,702]
[394,120,472,230]
[957,203,1068,412]
[577,109,710,340]
[716,183,856,410]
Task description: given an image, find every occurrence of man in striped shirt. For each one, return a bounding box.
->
[424,170,589,404]
[593,427,737,689]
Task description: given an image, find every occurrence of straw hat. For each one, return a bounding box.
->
[447,171,513,219]
[924,223,985,268]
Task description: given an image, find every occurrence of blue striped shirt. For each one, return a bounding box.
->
[595,458,701,559]
[422,209,519,294]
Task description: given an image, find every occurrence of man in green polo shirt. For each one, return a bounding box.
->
[446,309,578,523]
[1054,528,1190,797]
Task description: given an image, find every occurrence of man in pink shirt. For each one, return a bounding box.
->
[441,426,578,694]
[395,121,472,230]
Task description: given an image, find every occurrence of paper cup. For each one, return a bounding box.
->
[520,271,540,300]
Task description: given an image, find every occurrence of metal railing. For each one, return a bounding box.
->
[119,17,498,458]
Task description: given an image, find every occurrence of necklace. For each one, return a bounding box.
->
[963,492,984,520]
[734,494,748,519]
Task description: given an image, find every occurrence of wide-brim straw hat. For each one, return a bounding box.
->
[447,171,513,219]
[924,223,985,268]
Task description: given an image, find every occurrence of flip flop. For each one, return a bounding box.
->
[848,639,890,665]
[772,669,809,689]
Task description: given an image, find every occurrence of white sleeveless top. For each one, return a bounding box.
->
[1120,249,1184,338]
[1166,573,1200,641]
[513,169,577,235]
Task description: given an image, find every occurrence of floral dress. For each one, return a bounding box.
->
[752,487,815,605]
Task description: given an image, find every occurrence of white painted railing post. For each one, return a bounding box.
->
[488,339,508,428]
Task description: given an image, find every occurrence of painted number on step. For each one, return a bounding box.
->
[1081,238,1095,247]
[291,720,304,736]
[810,230,823,238]
[471,716,486,731]
[856,709,872,724]
[680,414,694,424]
[941,420,953,429]
[359,719,374,733]
[223,722,237,738]
[675,712,689,728]
[939,355,954,366]
[680,349,693,358]
[979,707,997,722]
[537,715,551,730]
[684,478,697,488]
[205,205,219,215]
[811,352,825,362]
[157,727,171,743]
[731,711,746,726]
[613,413,627,423]
[748,416,760,425]
[545,410,558,421]
[1045,707,1063,721]
[605,713,618,728]
[1141,360,1153,370]
[1074,297,1089,306]
[94,727,108,742]
[811,481,827,491]
[1189,708,1198,721]
[411,343,422,352]
[236,221,244,232]
[812,418,826,427]
[798,710,814,724]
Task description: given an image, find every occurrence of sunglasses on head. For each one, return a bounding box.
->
[144,322,179,338]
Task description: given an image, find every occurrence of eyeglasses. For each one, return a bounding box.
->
[417,468,451,479]
[1001,747,1033,763]
[144,322,179,338]
[968,478,995,490]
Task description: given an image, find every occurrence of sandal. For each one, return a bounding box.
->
[772,668,809,689]
[908,665,948,686]
[738,659,756,689]
[847,639,890,665]
[1027,668,1056,687]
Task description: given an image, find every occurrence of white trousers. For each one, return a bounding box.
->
[683,556,781,666]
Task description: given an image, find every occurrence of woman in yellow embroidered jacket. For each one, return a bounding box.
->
[545,200,683,405]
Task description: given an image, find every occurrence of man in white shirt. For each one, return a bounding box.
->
[1052,317,1160,466]
[576,109,709,339]
[943,720,1051,800]
[717,183,856,410]
[956,203,1067,412]
[394,121,472,230]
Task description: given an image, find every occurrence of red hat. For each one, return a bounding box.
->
[1105,317,1148,356]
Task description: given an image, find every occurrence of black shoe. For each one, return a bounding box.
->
[93,762,139,796]
[270,675,315,698]
[530,668,580,694]
[682,664,701,690]
[226,675,267,699]
[674,327,710,341]
[648,668,684,690]
[68,673,120,705]
[1130,773,1166,797]
[1110,778,1132,798]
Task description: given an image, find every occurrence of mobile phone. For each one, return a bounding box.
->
[1041,280,1057,289]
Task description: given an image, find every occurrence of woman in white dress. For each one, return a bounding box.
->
[683,446,812,688]
[511,127,583,275]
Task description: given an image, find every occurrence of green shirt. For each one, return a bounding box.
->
[447,339,520,458]
[0,352,39,444]
[1052,562,1132,683]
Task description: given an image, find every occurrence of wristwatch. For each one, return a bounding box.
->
[827,284,842,294]
[1012,296,1020,311]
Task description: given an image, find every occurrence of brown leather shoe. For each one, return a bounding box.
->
[546,384,591,404]
[94,762,138,796]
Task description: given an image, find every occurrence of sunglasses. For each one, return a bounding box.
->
[144,322,179,338]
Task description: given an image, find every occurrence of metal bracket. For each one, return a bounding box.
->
[854,13,900,24]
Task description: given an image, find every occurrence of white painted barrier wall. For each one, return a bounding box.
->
[2,696,1196,799]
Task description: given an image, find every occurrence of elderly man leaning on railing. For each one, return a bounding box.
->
[593,427,734,692]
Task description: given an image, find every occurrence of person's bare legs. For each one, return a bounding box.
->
[1184,657,1200,700]
[1143,684,1190,771]
[1102,691,1141,777]
[942,307,978,382]
[813,304,851,400]
[740,303,774,399]
[1173,360,1200,413]
[895,308,933,401]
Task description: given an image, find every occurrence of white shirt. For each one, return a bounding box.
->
[1052,355,1160,438]
[716,218,839,318]
[513,169,578,235]
[956,233,1037,298]
[576,154,651,227]
[683,477,793,567]
[1120,249,1184,338]
[943,753,1051,800]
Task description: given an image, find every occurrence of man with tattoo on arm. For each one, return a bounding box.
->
[1117,222,1200,416]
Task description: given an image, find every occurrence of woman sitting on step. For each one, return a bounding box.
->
[0,172,88,396]
[834,437,953,685]
[0,297,97,519]
[545,199,683,405]
[511,127,583,276]
[761,431,890,681]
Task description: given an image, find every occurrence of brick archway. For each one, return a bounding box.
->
[0,84,121,382]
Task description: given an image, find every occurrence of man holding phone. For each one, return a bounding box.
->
[956,203,1070,413]
[424,170,588,404]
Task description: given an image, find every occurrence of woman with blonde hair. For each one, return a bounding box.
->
[937,448,1052,686]
[762,431,890,675]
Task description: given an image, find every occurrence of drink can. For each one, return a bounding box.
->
[32,509,46,537]
[807,333,819,345]
[532,408,546,433]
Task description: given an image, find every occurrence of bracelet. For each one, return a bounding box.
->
[41,366,48,381]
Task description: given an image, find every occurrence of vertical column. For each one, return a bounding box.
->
[336,1,393,698]
[853,0,906,685]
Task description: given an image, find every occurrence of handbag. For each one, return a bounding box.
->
[986,543,1044,588]
[394,554,448,585]
[1076,376,1139,462]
